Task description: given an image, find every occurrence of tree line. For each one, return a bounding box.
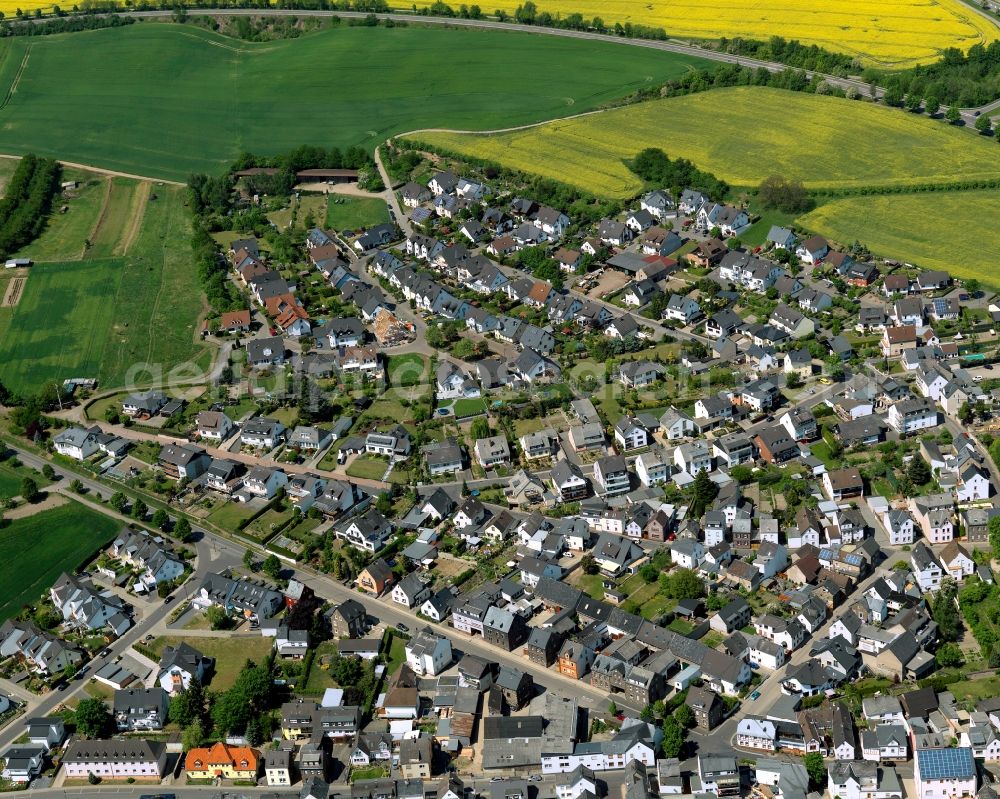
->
[0,153,60,259]
[867,41,1000,109]
[0,13,134,35]
[628,147,729,200]
[717,35,858,76]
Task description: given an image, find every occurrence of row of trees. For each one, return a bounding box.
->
[0,154,60,259]
[0,12,135,35]
[718,33,1000,110]
[718,35,858,76]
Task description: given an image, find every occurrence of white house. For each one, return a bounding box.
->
[614,416,650,451]
[404,628,453,676]
[828,761,902,799]
[881,508,915,546]
[53,427,101,461]
[888,398,939,434]
[736,718,776,751]
[635,450,670,487]
[671,539,704,570]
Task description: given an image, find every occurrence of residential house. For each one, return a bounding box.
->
[63,740,166,780]
[405,628,453,676]
[355,559,395,595]
[185,742,260,781]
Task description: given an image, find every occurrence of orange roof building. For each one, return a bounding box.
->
[220,309,252,330]
[185,743,260,780]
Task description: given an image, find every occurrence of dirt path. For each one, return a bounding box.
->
[115,180,151,256]
[84,176,113,257]
[0,154,185,187]
[5,491,68,519]
[1,274,25,307]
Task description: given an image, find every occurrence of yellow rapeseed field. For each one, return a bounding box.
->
[0,0,993,66]
[417,87,1000,197]
[409,0,999,67]
[800,191,1000,285]
[0,0,48,12]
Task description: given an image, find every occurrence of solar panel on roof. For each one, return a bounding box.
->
[917,747,974,780]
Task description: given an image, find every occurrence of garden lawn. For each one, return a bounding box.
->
[419,87,1000,196]
[799,190,1000,288]
[364,398,411,422]
[350,766,389,782]
[346,456,390,481]
[948,675,1000,703]
[641,592,676,620]
[668,617,696,634]
[301,642,339,694]
[0,26,713,180]
[386,353,429,388]
[384,634,407,675]
[0,501,121,622]
[243,506,296,542]
[325,197,389,233]
[573,572,605,600]
[207,500,259,532]
[740,208,799,247]
[0,185,207,394]
[0,460,48,498]
[452,397,487,418]
[149,635,273,691]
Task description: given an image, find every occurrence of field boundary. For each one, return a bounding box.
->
[0,44,30,112]
[0,153,184,186]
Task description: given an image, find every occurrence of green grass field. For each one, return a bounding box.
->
[0,461,49,499]
[0,24,712,180]
[16,171,107,262]
[419,86,1000,196]
[0,501,122,622]
[325,197,389,233]
[0,184,207,393]
[800,190,1000,286]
